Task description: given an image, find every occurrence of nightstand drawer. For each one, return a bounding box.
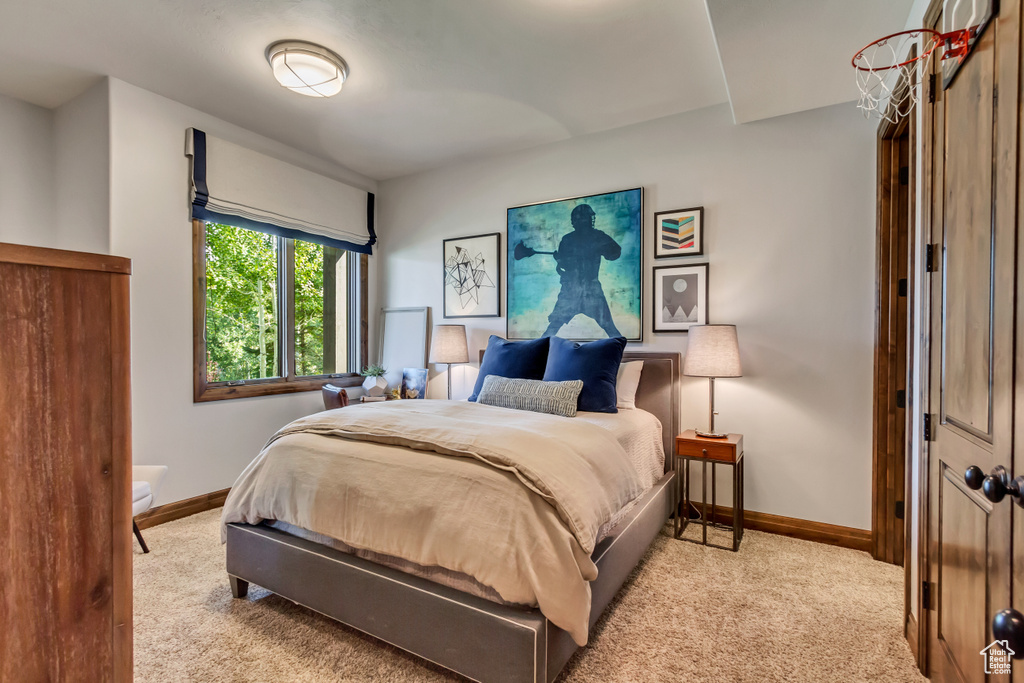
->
[676,434,743,462]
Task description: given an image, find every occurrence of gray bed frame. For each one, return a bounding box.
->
[226,351,680,683]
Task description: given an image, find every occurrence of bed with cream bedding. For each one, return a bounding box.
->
[221,399,664,646]
[222,350,680,683]
[263,406,663,606]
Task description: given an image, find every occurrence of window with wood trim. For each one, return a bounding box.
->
[193,219,367,402]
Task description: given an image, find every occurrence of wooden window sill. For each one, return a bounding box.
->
[194,374,363,403]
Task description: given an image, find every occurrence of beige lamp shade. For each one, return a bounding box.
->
[429,325,469,364]
[683,324,742,378]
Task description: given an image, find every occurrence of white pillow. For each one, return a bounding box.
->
[616,361,643,410]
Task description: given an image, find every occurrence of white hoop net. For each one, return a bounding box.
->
[853,30,939,124]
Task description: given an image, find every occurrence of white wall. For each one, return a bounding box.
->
[54,79,110,254]
[0,93,56,248]
[0,83,111,253]
[107,78,378,505]
[378,102,877,530]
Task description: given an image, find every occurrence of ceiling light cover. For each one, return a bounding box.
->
[266,41,349,98]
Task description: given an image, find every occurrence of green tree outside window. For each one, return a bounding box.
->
[204,222,349,383]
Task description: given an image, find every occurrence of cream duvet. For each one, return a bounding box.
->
[220,400,645,645]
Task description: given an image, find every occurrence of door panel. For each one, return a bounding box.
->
[941,40,994,440]
[926,5,1017,681]
[938,465,993,683]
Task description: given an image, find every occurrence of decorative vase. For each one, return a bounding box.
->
[362,375,387,397]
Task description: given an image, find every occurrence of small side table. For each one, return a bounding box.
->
[673,430,744,551]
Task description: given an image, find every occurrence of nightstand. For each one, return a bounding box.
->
[673,429,744,551]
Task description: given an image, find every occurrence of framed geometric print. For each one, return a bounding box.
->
[654,206,703,258]
[652,263,708,333]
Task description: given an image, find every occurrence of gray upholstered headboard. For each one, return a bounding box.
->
[476,349,680,470]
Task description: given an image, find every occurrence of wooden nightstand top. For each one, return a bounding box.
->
[676,430,743,463]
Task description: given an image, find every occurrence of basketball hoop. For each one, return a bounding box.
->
[852,27,973,124]
[852,29,940,124]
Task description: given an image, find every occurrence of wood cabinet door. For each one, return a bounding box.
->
[0,254,132,682]
[925,2,1020,681]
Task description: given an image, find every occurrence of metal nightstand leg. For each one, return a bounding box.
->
[701,457,708,545]
[737,454,745,549]
[673,456,679,538]
[732,456,740,551]
[673,458,678,535]
[711,460,716,529]
[674,455,696,540]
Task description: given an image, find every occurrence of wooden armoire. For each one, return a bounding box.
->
[0,242,133,681]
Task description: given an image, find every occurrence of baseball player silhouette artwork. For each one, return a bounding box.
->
[513,203,623,338]
[507,188,642,340]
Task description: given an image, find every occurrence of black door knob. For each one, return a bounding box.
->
[983,474,1009,503]
[965,465,985,490]
[977,466,1024,505]
[993,609,1024,659]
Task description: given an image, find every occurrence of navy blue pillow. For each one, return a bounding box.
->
[542,336,627,413]
[469,336,551,402]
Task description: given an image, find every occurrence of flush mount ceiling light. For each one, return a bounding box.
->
[265,40,349,98]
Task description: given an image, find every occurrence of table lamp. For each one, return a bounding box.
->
[429,324,469,400]
[683,324,742,438]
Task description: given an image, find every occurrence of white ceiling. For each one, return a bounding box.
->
[706,0,917,124]
[0,0,915,180]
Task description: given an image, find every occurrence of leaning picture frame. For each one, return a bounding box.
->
[442,233,501,318]
[652,263,708,333]
[653,206,703,258]
[378,307,429,390]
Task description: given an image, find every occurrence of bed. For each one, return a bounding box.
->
[222,351,679,682]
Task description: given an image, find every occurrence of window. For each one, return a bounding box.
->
[193,220,366,401]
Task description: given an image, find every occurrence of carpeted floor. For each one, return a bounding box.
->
[134,510,925,682]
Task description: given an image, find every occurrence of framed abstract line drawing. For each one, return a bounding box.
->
[507,187,643,341]
[654,206,703,258]
[652,263,708,333]
[442,232,501,318]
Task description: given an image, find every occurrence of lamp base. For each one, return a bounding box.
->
[694,429,728,439]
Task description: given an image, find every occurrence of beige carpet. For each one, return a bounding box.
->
[134,510,925,682]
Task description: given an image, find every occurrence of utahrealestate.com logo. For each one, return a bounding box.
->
[981,640,1014,675]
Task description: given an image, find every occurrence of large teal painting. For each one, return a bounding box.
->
[507,188,643,341]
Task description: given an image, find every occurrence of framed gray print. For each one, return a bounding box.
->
[652,263,708,333]
[443,233,500,318]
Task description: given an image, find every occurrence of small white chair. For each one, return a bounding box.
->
[132,465,168,553]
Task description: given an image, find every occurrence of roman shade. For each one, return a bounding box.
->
[185,128,376,253]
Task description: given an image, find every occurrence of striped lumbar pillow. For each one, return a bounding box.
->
[477,375,584,417]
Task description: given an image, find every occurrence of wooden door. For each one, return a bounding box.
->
[925,1,1020,681]
[873,120,912,566]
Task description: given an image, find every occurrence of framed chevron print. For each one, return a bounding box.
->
[653,206,703,258]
